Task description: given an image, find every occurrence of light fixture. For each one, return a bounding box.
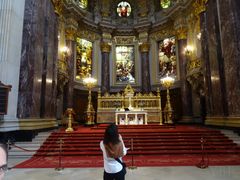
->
[197,33,202,40]
[184,45,193,56]
[161,0,171,9]
[60,46,70,56]
[83,74,97,125]
[160,73,175,124]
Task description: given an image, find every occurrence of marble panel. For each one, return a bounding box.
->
[205,0,224,116]
[178,40,192,117]
[18,0,38,118]
[32,0,45,117]
[219,0,240,116]
[101,52,110,93]
[45,1,58,118]
[200,12,212,115]
[66,40,76,108]
[141,52,151,93]
[18,0,57,118]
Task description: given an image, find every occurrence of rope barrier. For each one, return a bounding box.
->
[10,144,38,152]
[55,139,64,171]
[196,136,209,169]
[128,138,137,169]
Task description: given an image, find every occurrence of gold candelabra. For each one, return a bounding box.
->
[161,74,175,124]
[83,75,97,125]
[65,108,75,132]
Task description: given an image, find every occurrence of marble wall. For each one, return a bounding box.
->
[17,0,58,118]
[203,0,240,118]
[204,0,225,116]
[218,0,240,116]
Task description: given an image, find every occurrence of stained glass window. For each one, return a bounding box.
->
[77,0,88,9]
[76,38,93,80]
[160,0,171,9]
[116,46,135,83]
[117,1,131,17]
[158,37,177,78]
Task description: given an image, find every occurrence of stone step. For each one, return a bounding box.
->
[221,130,240,145]
[8,131,52,158]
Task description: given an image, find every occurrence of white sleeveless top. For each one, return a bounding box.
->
[100,135,127,173]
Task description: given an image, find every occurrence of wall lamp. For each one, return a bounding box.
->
[184,45,194,56]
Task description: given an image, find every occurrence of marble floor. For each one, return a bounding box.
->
[4,158,240,180]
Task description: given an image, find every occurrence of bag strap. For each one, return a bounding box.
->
[115,158,122,164]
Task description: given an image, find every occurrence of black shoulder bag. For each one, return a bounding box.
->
[115,158,127,175]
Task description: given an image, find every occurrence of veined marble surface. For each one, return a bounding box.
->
[4,165,240,180]
[5,158,240,180]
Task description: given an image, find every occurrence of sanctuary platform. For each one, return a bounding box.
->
[14,124,240,168]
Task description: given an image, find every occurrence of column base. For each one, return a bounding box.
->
[178,116,203,124]
[205,116,240,127]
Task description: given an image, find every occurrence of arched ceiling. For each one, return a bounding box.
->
[53,0,196,36]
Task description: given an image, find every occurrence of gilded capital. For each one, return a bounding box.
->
[193,0,208,15]
[65,28,77,41]
[174,16,187,40]
[176,27,187,40]
[101,42,111,53]
[51,0,63,16]
[65,18,78,41]
[139,43,150,53]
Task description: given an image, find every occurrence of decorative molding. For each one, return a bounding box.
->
[187,58,201,72]
[114,36,137,45]
[186,58,204,96]
[149,25,175,41]
[76,30,101,42]
[205,116,240,128]
[138,32,149,43]
[19,118,58,130]
[57,58,69,97]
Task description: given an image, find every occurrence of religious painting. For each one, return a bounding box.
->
[117,1,131,17]
[115,46,135,83]
[158,37,177,78]
[76,38,93,80]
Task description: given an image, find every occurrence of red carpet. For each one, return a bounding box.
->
[14,125,240,168]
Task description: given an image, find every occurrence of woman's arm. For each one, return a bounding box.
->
[119,134,127,156]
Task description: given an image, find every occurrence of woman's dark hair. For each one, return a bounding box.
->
[103,124,120,145]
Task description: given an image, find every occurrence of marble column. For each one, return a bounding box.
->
[18,0,58,119]
[217,0,240,116]
[100,42,111,94]
[42,1,58,118]
[65,22,77,109]
[178,39,193,122]
[139,43,151,93]
[0,0,25,129]
[200,11,212,116]
[65,40,75,109]
[204,0,227,117]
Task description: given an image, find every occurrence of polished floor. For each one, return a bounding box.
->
[4,158,240,180]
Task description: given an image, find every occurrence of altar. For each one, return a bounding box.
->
[115,109,148,125]
[97,84,163,124]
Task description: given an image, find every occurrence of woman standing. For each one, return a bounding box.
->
[100,124,128,180]
[0,143,7,180]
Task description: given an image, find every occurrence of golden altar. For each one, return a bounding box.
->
[97,84,163,124]
[115,109,148,125]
